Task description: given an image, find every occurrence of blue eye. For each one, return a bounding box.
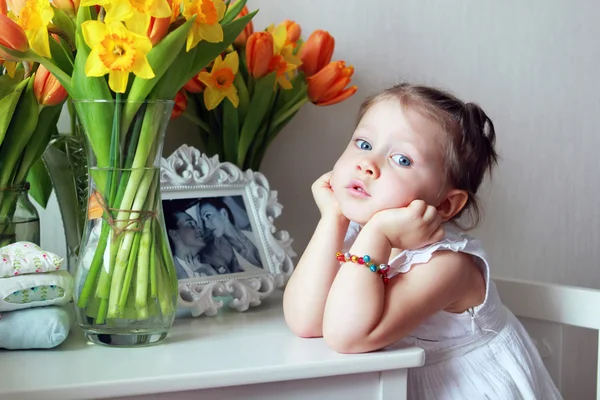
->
[355,139,372,150]
[392,154,412,167]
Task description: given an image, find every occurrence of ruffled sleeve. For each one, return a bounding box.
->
[387,225,470,278]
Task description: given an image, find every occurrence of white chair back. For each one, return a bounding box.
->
[495,277,600,399]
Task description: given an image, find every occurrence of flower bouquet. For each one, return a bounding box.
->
[0,0,255,345]
[176,5,357,171]
[0,8,68,247]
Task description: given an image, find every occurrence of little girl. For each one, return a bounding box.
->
[283,83,562,399]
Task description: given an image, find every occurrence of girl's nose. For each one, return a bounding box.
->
[356,157,380,178]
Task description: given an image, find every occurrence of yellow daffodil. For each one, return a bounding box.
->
[198,51,238,110]
[82,20,155,93]
[16,0,53,58]
[183,0,225,51]
[102,0,171,37]
[270,24,301,89]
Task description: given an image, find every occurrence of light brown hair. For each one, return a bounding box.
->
[357,83,499,229]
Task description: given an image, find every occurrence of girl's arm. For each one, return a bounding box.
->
[283,214,349,338]
[283,172,349,338]
[322,223,474,354]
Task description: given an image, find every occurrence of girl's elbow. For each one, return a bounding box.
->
[284,313,323,338]
[323,328,371,354]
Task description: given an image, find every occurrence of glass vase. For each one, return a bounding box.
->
[72,99,178,347]
[43,134,88,275]
[0,182,41,247]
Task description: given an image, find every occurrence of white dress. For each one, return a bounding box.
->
[343,222,562,400]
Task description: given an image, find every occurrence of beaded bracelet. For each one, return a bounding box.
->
[336,252,390,284]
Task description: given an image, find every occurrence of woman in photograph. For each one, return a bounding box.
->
[198,197,263,274]
[165,208,219,280]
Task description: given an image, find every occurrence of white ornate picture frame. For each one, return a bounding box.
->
[160,145,296,317]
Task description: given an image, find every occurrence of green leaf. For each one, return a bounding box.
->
[50,6,76,55]
[221,0,248,25]
[71,27,112,168]
[123,17,195,126]
[0,76,40,186]
[234,72,249,124]
[0,78,28,148]
[253,109,300,170]
[0,44,73,94]
[237,71,276,167]
[222,99,239,163]
[14,104,63,183]
[48,30,74,75]
[27,158,53,208]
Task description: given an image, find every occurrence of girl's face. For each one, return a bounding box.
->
[331,99,449,225]
[200,203,227,238]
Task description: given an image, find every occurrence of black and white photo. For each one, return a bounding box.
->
[163,195,264,281]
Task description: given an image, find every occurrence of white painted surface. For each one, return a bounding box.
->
[0,291,423,400]
[496,277,600,399]
[36,0,600,396]
[110,373,385,400]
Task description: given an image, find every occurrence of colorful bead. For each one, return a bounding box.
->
[335,252,390,284]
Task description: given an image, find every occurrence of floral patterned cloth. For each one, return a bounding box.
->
[0,270,73,312]
[0,241,63,278]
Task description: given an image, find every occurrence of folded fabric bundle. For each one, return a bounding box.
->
[0,241,63,278]
[0,306,73,349]
[0,270,73,312]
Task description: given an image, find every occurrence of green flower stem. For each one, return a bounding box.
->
[76,222,110,308]
[150,228,157,298]
[135,218,152,319]
[106,166,156,317]
[156,257,174,316]
[118,229,141,311]
[96,298,108,324]
[271,96,309,127]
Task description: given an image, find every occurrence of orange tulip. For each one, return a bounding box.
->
[281,20,301,46]
[299,29,334,77]
[307,61,357,106]
[233,5,253,47]
[246,32,273,78]
[147,16,170,45]
[0,0,7,16]
[0,14,28,54]
[171,90,187,120]
[34,64,68,106]
[183,70,206,93]
[51,0,79,17]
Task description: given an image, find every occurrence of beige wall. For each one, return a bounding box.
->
[41,1,600,397]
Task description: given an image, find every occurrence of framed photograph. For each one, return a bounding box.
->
[160,145,296,317]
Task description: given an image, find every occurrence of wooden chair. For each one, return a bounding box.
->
[495,277,600,399]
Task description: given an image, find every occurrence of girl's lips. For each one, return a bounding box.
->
[346,180,370,197]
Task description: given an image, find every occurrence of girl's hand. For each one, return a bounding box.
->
[312,172,345,220]
[368,200,444,250]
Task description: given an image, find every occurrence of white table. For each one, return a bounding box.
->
[0,291,424,400]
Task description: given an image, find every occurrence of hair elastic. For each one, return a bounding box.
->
[336,252,390,283]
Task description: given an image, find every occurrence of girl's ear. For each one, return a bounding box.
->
[437,189,468,221]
